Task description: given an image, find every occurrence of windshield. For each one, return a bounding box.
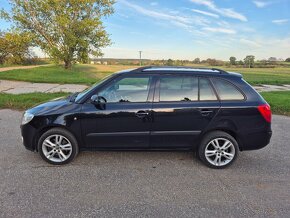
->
[75,74,115,102]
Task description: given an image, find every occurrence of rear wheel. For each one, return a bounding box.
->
[38,128,79,165]
[198,131,238,169]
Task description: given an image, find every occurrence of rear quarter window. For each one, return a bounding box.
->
[212,78,245,100]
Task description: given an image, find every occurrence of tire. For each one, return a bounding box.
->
[38,128,79,165]
[198,131,239,169]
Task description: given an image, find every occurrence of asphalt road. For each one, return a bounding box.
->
[0,109,290,217]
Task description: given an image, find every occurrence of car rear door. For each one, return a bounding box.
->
[150,74,221,148]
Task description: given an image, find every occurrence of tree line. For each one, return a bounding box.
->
[141,56,289,68]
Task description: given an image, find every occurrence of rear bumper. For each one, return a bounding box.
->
[239,131,272,151]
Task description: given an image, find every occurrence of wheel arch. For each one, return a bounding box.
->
[200,128,243,151]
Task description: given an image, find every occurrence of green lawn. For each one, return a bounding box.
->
[225,67,290,85]
[261,91,290,116]
[0,65,113,85]
[0,64,290,85]
[0,92,68,110]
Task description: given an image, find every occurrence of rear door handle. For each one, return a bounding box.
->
[200,109,213,116]
[136,110,149,118]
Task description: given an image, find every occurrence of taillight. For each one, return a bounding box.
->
[258,104,272,123]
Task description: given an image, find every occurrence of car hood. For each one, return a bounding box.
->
[27,96,79,116]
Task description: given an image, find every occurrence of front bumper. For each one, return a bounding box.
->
[21,124,38,151]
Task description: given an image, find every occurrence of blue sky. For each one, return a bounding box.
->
[1,0,290,60]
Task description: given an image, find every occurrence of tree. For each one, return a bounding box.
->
[1,0,115,69]
[237,60,244,65]
[166,59,174,66]
[0,31,33,65]
[193,58,200,64]
[244,55,255,68]
[268,57,277,62]
[229,56,236,65]
[285,58,290,62]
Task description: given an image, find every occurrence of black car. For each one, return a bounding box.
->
[21,66,272,168]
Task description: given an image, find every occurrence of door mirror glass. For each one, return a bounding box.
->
[90,95,107,110]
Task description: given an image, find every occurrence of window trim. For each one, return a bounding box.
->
[210,77,247,101]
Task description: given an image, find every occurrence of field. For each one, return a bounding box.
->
[0,64,290,85]
[0,92,67,110]
[226,67,290,85]
[261,91,290,116]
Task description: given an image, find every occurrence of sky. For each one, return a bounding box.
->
[1,0,290,61]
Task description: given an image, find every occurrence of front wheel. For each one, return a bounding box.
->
[198,131,239,169]
[38,128,79,165]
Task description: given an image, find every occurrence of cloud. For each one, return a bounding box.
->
[253,1,272,8]
[150,2,158,6]
[190,0,247,21]
[119,0,210,30]
[203,27,236,34]
[272,19,289,25]
[191,9,219,18]
[240,38,262,47]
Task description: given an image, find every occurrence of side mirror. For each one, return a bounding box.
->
[90,95,107,110]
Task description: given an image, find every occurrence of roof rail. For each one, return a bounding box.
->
[130,66,228,74]
[130,66,155,72]
[211,68,228,74]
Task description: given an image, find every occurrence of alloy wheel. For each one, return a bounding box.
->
[42,134,73,163]
[204,138,236,167]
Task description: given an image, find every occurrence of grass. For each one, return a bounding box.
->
[261,91,290,116]
[0,64,290,85]
[225,67,290,85]
[0,92,68,110]
[0,65,113,85]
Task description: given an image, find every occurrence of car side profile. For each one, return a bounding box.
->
[21,66,272,168]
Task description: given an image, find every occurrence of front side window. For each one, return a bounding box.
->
[212,78,244,100]
[98,76,151,103]
[159,76,198,101]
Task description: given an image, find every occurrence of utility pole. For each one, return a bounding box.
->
[139,51,142,66]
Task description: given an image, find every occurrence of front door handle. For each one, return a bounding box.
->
[136,110,149,118]
[200,109,213,116]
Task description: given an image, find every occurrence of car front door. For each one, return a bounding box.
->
[150,75,221,148]
[81,74,155,149]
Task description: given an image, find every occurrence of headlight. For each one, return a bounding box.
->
[22,112,34,125]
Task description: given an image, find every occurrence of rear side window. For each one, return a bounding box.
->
[199,78,218,101]
[212,78,244,100]
[160,76,198,101]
